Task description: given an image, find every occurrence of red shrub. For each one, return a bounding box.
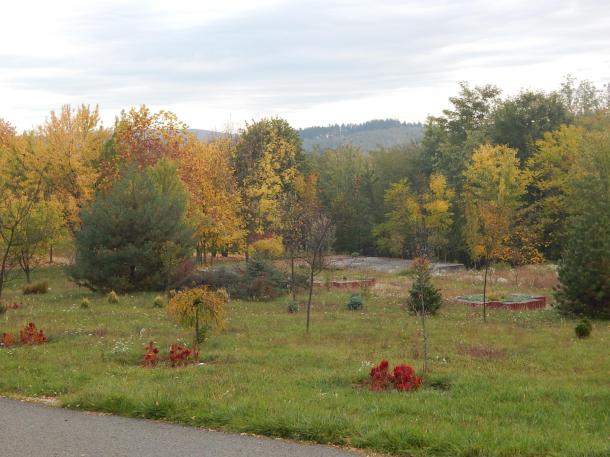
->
[6,303,20,310]
[369,359,422,392]
[2,332,14,348]
[143,341,160,367]
[169,342,197,367]
[393,364,423,391]
[370,359,393,391]
[19,322,47,345]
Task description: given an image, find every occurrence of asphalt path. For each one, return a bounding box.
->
[0,397,361,457]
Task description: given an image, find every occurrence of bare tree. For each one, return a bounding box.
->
[301,212,334,333]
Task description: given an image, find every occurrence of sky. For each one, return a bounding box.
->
[1,0,609,131]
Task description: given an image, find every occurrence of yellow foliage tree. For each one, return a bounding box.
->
[373,174,454,258]
[526,125,584,259]
[39,105,109,230]
[463,144,528,321]
[180,137,244,264]
[167,287,227,347]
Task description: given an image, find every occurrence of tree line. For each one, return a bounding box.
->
[0,75,608,316]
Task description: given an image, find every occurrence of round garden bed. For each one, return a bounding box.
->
[456,294,546,310]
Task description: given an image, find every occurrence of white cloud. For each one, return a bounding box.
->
[1,0,609,130]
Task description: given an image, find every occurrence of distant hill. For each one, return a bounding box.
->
[189,119,424,151]
[188,129,227,141]
[299,119,424,151]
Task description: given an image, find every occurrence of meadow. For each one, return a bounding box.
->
[0,265,608,457]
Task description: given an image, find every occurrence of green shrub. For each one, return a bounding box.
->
[575,319,592,339]
[22,280,49,295]
[153,296,165,308]
[287,301,299,313]
[176,260,288,301]
[108,291,119,304]
[68,160,194,292]
[0,303,6,315]
[243,259,288,300]
[80,298,90,309]
[407,258,442,314]
[346,294,364,310]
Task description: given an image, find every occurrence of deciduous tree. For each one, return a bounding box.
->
[463,144,528,321]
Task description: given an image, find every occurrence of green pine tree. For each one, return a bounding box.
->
[555,129,610,318]
[69,159,194,292]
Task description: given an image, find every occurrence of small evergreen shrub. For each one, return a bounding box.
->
[22,281,49,295]
[153,296,165,308]
[108,291,119,304]
[80,298,90,309]
[407,258,442,314]
[287,301,299,313]
[346,294,364,310]
[574,319,592,338]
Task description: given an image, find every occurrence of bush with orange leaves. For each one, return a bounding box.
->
[2,332,15,348]
[142,341,160,366]
[166,287,227,348]
[19,322,47,345]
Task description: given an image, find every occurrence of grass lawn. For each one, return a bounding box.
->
[0,265,608,457]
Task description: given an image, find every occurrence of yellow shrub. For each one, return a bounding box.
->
[167,287,227,340]
[251,236,284,259]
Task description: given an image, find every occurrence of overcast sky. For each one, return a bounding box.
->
[2,0,609,131]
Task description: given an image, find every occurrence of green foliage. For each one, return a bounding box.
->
[244,259,288,300]
[314,145,376,254]
[69,159,194,292]
[22,280,48,295]
[407,258,442,314]
[179,261,290,301]
[346,294,364,310]
[80,298,90,309]
[0,303,6,315]
[487,90,572,163]
[574,319,592,339]
[287,300,299,313]
[107,290,119,304]
[555,129,610,318]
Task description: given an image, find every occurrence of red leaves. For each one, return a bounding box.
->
[369,359,422,392]
[142,341,198,368]
[2,332,14,348]
[6,303,20,310]
[370,359,392,391]
[143,341,160,367]
[169,342,197,367]
[393,364,423,391]
[19,322,47,345]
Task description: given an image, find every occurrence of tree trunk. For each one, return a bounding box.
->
[419,270,429,372]
[290,251,296,303]
[482,263,488,323]
[306,254,315,333]
[49,245,53,264]
[196,245,203,265]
